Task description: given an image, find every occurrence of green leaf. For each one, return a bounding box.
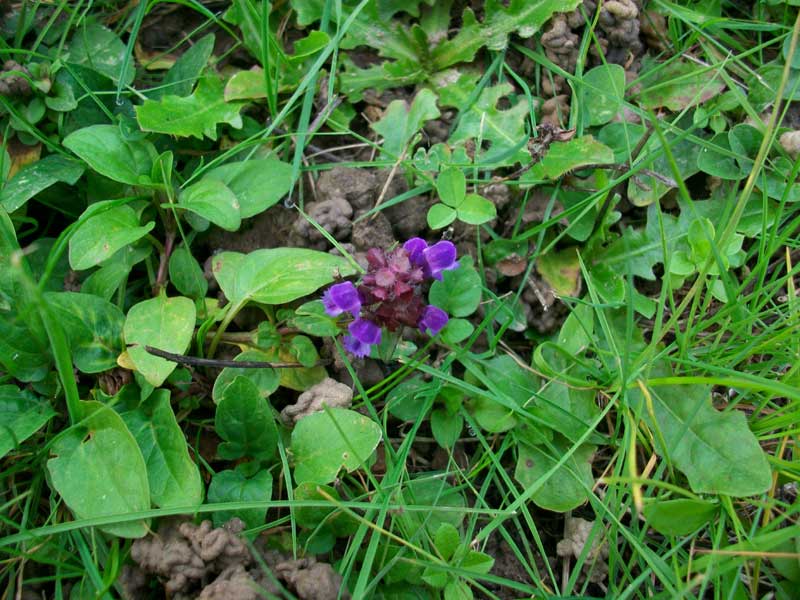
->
[436,167,466,208]
[292,300,340,337]
[212,349,280,403]
[68,204,155,271]
[514,437,595,512]
[294,481,357,537]
[291,408,382,484]
[371,88,440,158]
[66,21,134,85]
[631,377,772,496]
[207,467,272,529]
[47,401,150,537]
[211,248,355,307]
[63,125,156,185]
[395,476,466,535]
[153,34,215,99]
[581,64,626,126]
[169,246,208,299]
[120,389,203,508]
[696,132,742,180]
[638,60,725,111]
[440,318,474,344]
[431,408,462,449]
[457,193,496,225]
[124,294,196,387]
[215,376,279,460]
[433,522,460,562]
[136,76,244,140]
[0,155,84,213]
[429,260,482,317]
[465,355,539,433]
[81,243,151,301]
[445,580,473,600]
[643,499,718,536]
[525,136,615,181]
[203,158,294,218]
[427,203,457,229]
[0,385,56,459]
[44,292,125,373]
[537,247,581,296]
[178,178,241,231]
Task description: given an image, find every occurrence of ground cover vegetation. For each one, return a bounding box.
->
[0,0,799,597]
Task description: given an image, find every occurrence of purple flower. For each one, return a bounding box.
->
[422,241,459,280]
[403,238,427,266]
[418,305,449,335]
[343,318,381,357]
[323,282,361,317]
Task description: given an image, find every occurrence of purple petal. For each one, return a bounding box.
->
[403,238,428,266]
[418,305,449,335]
[422,241,459,280]
[343,335,372,358]
[349,318,382,345]
[323,282,361,317]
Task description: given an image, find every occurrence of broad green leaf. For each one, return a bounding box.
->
[178,178,241,231]
[68,204,155,270]
[291,408,382,484]
[207,467,272,529]
[457,193,496,225]
[292,300,340,337]
[427,203,457,229]
[203,158,294,218]
[581,64,626,126]
[224,69,267,101]
[0,155,84,212]
[395,476,466,535]
[211,349,280,403]
[124,294,196,387]
[436,168,466,208]
[537,247,581,296]
[440,318,474,344]
[294,481,358,537]
[445,580,473,600]
[215,376,279,460]
[514,437,595,512]
[44,292,125,373]
[47,401,150,537]
[136,76,245,140]
[431,408,462,449]
[433,522,460,561]
[66,21,134,85]
[643,499,718,536]
[120,389,203,508]
[169,246,208,299]
[697,132,742,180]
[153,34,215,99]
[212,248,355,308]
[63,125,156,185]
[637,60,725,111]
[371,88,440,158]
[81,243,151,301]
[628,132,701,206]
[430,260,482,317]
[631,378,772,496]
[264,344,327,391]
[525,136,615,181]
[0,385,56,459]
[465,355,539,433]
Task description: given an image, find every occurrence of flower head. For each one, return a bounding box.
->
[323,281,361,317]
[418,305,448,335]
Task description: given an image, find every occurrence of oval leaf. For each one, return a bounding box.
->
[203,158,294,218]
[436,167,466,208]
[457,193,496,225]
[178,178,241,231]
[0,385,56,460]
[215,376,278,460]
[63,124,155,185]
[69,204,155,271]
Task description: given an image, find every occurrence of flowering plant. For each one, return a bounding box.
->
[322,239,459,357]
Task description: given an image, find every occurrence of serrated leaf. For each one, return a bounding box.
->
[631,376,772,496]
[68,204,155,271]
[136,76,244,140]
[514,437,595,512]
[291,408,382,484]
[47,401,150,537]
[0,385,56,459]
[0,155,84,212]
[120,389,203,508]
[371,88,440,158]
[216,376,278,460]
[203,158,294,218]
[211,248,355,308]
[63,125,156,185]
[124,294,196,387]
[524,136,615,181]
[178,178,241,231]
